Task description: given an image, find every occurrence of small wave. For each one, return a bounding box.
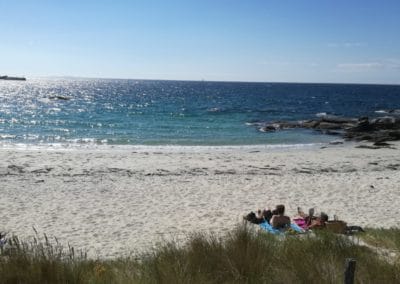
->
[374,109,400,115]
[121,143,327,153]
[46,107,61,114]
[23,134,40,140]
[245,120,264,126]
[68,138,106,144]
[0,141,327,152]
[315,112,327,117]
[0,134,16,139]
[207,107,222,113]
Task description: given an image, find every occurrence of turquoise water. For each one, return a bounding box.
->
[0,78,399,147]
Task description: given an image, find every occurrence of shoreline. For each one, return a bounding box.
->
[0,140,343,152]
[1,142,399,258]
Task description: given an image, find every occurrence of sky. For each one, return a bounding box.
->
[1,0,400,84]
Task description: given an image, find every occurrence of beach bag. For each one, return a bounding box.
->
[325,220,347,234]
[245,212,258,223]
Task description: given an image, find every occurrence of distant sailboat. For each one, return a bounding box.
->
[0,75,26,81]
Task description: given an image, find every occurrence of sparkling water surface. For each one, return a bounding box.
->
[0,78,399,148]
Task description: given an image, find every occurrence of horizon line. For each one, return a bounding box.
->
[20,75,399,87]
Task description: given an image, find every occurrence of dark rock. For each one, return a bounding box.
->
[388,109,400,115]
[324,130,343,136]
[329,140,344,145]
[388,130,400,139]
[343,132,355,139]
[279,121,303,129]
[355,145,381,149]
[254,113,400,144]
[373,141,391,147]
[301,120,320,128]
[342,122,358,129]
[348,117,374,132]
[355,134,375,141]
[371,116,397,129]
[259,121,302,132]
[259,125,278,132]
[316,122,343,130]
[321,115,358,124]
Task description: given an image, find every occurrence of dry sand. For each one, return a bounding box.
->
[1,143,399,258]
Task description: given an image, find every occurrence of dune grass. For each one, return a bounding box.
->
[0,225,399,283]
[361,227,400,251]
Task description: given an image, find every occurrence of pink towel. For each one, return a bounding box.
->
[293,218,308,229]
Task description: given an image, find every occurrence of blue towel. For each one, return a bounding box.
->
[259,222,305,234]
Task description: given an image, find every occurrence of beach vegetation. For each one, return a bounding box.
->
[361,227,400,251]
[0,225,399,283]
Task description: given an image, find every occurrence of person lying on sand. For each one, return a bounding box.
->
[293,208,328,230]
[294,207,314,227]
[308,212,329,229]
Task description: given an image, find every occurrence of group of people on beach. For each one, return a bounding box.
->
[244,204,329,230]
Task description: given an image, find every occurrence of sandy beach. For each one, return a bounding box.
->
[1,142,399,258]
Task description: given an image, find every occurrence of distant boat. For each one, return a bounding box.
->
[0,75,26,81]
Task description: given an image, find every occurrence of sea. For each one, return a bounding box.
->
[1,78,399,149]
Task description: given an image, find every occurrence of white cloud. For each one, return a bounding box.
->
[385,59,400,69]
[258,61,319,67]
[337,62,384,71]
[258,60,291,66]
[336,59,400,72]
[327,42,366,48]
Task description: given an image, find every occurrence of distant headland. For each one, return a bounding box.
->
[0,75,26,81]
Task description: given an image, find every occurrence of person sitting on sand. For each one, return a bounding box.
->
[270,204,291,229]
[308,212,329,229]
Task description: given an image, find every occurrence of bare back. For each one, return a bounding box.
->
[271,215,291,229]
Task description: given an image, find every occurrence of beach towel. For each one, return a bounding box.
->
[259,222,305,235]
[293,218,308,229]
[0,234,6,247]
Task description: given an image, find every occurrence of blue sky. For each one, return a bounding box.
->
[1,0,400,84]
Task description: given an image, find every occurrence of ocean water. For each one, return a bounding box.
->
[0,78,399,148]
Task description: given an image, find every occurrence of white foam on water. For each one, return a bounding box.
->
[0,140,328,153]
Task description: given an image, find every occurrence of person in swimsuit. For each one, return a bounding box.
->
[270,204,291,229]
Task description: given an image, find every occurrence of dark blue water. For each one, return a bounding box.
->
[0,78,399,147]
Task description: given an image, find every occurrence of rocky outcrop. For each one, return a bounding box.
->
[370,116,400,129]
[255,114,400,143]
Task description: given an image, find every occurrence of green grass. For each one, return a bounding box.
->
[1,225,399,283]
[361,227,400,251]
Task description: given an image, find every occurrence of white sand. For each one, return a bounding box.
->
[1,143,399,258]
